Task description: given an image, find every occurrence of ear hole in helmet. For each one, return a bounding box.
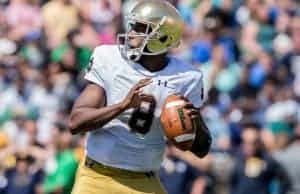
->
[159,35,168,43]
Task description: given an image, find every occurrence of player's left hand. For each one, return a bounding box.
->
[183,102,200,120]
[180,96,211,158]
[178,96,200,120]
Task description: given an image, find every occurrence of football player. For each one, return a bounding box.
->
[69,1,211,194]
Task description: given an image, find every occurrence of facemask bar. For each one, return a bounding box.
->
[118,14,171,61]
[117,17,152,61]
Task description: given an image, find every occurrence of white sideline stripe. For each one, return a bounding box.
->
[174,133,195,143]
[165,100,185,108]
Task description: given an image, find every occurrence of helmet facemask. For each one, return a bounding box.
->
[118,14,176,61]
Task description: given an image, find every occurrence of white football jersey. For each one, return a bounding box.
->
[84,45,204,171]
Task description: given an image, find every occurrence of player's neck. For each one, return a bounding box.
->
[138,54,169,72]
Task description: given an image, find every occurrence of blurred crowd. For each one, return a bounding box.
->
[0,0,299,194]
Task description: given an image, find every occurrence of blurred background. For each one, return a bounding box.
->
[0,0,300,194]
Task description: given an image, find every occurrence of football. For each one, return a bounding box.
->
[160,94,196,150]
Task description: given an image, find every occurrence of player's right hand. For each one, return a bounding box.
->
[121,78,152,109]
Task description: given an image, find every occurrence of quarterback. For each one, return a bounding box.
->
[69,0,211,194]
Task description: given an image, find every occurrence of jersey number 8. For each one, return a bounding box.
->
[128,96,156,135]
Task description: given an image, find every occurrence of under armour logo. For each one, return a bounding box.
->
[157,80,175,89]
[158,80,167,87]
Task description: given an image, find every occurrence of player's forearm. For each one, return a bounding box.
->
[190,115,212,158]
[68,102,126,134]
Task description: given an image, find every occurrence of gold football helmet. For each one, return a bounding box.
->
[118,0,184,61]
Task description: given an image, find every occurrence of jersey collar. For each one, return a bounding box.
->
[130,56,175,77]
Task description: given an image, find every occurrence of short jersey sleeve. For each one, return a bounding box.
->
[84,46,110,91]
[184,71,205,108]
